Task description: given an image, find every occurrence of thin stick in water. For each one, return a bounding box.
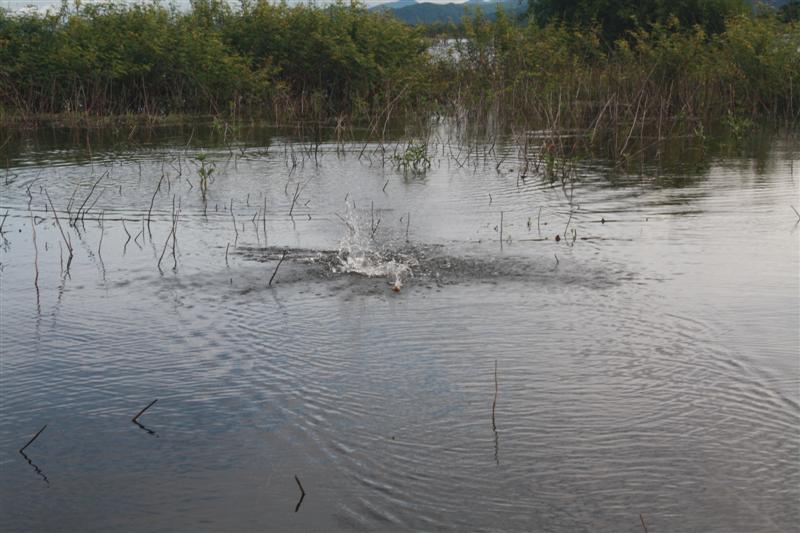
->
[289,183,300,217]
[294,475,306,512]
[45,189,73,256]
[537,206,542,236]
[262,197,267,245]
[491,360,498,431]
[147,174,165,233]
[639,513,649,533]
[20,425,47,453]
[268,250,288,287]
[230,199,239,243]
[132,399,158,422]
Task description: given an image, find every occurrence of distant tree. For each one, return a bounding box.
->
[527,0,750,40]
[779,0,800,22]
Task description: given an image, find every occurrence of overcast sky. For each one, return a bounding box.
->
[1,0,482,10]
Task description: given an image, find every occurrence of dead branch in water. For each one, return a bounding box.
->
[73,171,107,225]
[491,360,498,432]
[289,183,301,217]
[132,399,158,422]
[294,475,306,512]
[19,424,47,453]
[147,174,165,234]
[45,189,73,257]
[639,513,649,533]
[268,250,288,287]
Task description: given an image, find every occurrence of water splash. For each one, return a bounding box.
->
[333,204,416,290]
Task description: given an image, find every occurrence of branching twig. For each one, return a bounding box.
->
[294,475,306,512]
[132,399,158,422]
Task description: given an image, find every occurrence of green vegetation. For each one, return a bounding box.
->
[0,0,797,140]
[527,0,751,41]
[0,0,429,121]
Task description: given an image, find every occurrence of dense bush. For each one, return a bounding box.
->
[0,0,429,120]
[0,0,797,130]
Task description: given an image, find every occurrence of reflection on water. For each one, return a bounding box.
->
[0,124,798,531]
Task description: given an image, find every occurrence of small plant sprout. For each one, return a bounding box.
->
[392,142,431,174]
[196,152,215,199]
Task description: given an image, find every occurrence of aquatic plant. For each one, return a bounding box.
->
[392,142,431,173]
[195,152,215,199]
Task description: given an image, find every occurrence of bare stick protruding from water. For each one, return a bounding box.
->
[20,424,47,453]
[491,360,498,431]
[147,174,165,234]
[537,207,542,236]
[98,211,105,258]
[289,183,301,217]
[230,199,239,244]
[45,189,73,256]
[132,399,158,422]
[268,250,288,287]
[792,205,800,221]
[29,206,39,300]
[73,171,107,224]
[499,211,504,245]
[639,513,649,533]
[294,475,306,512]
[262,197,267,246]
[225,243,230,267]
[405,212,410,242]
[0,210,8,233]
[158,196,178,271]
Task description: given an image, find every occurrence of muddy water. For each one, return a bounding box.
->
[0,125,798,532]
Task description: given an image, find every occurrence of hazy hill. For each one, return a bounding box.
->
[371,0,526,25]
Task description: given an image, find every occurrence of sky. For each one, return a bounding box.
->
[1,0,480,11]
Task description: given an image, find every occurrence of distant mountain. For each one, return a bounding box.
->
[372,0,526,25]
[373,0,418,10]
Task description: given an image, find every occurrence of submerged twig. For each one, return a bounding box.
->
[792,205,800,221]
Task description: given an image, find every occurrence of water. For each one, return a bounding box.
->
[1,124,798,531]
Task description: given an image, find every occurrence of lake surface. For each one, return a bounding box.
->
[1,124,798,532]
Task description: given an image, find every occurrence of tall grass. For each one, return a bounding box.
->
[0,0,797,139]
